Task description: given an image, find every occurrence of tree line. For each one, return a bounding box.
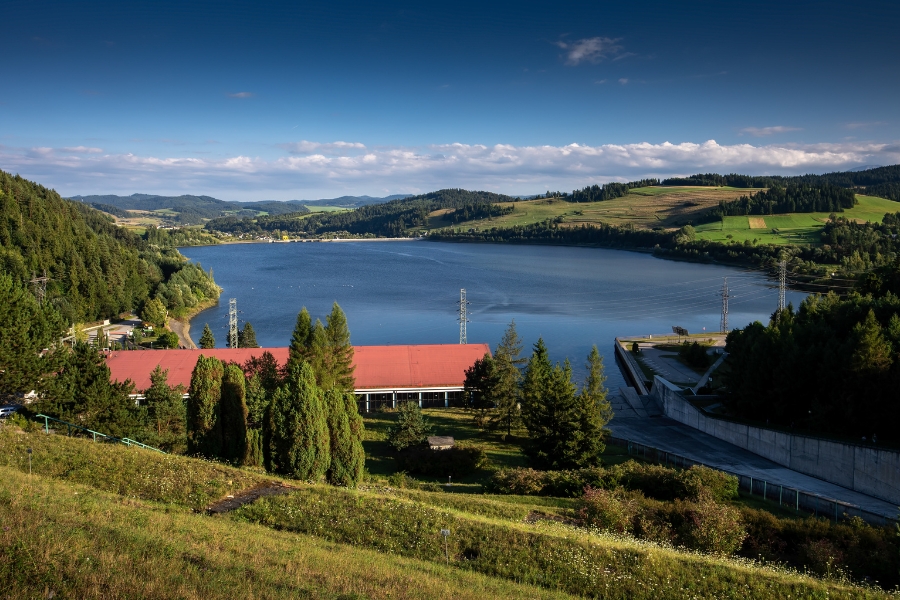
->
[722,262,900,443]
[463,321,613,470]
[707,184,856,218]
[0,170,219,324]
[662,165,900,201]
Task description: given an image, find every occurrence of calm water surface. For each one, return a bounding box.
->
[182,241,807,389]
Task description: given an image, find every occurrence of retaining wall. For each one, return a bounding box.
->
[651,375,900,507]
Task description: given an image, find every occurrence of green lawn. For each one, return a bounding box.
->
[694,194,900,245]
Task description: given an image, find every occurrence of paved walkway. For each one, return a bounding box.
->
[608,390,898,520]
[635,346,703,385]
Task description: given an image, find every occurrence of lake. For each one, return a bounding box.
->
[181,240,808,389]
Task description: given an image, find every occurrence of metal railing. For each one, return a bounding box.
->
[34,414,165,454]
[608,436,895,526]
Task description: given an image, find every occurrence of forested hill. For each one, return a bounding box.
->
[662,165,900,200]
[70,193,311,224]
[0,171,219,323]
[206,188,519,237]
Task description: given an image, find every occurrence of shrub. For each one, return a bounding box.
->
[386,401,431,451]
[486,467,546,495]
[576,486,639,533]
[678,341,710,369]
[676,493,747,556]
[396,445,488,477]
[676,465,739,502]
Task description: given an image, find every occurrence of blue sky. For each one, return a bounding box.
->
[3,0,899,200]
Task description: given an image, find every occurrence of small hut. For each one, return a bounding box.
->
[427,436,455,451]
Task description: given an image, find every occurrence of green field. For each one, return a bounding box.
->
[694,195,900,245]
[303,205,350,213]
[427,187,755,233]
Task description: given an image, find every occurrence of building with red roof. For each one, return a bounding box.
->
[106,344,490,411]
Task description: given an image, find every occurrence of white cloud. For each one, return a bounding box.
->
[60,146,103,154]
[739,126,802,137]
[227,92,254,98]
[844,121,887,130]
[2,140,898,200]
[618,78,629,85]
[556,37,625,66]
[278,140,368,154]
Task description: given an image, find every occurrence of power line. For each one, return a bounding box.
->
[778,260,786,312]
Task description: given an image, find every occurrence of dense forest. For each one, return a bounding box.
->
[205,189,520,237]
[449,202,515,223]
[0,170,219,323]
[708,184,857,217]
[722,263,900,442]
[663,165,900,201]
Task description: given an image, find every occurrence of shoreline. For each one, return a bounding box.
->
[172,297,220,349]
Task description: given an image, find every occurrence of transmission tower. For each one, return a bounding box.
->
[719,278,734,333]
[777,260,787,312]
[30,269,49,306]
[457,288,470,344]
[228,298,238,349]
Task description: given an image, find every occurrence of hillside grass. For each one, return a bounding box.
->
[694,195,899,245]
[426,187,755,233]
[2,426,894,599]
[0,467,575,600]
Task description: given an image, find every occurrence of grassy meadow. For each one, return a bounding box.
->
[427,187,758,233]
[693,195,899,245]
[1,426,893,599]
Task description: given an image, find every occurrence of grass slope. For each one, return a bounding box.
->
[427,187,756,233]
[1,428,892,599]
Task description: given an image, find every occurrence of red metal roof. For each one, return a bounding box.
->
[106,344,491,392]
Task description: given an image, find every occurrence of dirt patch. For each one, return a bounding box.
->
[524,510,578,526]
[168,318,195,349]
[205,481,296,515]
[748,217,767,229]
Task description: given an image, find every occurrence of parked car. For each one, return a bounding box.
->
[0,405,21,419]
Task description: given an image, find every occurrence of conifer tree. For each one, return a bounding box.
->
[343,390,366,477]
[524,359,580,469]
[0,273,65,397]
[324,389,365,486]
[144,365,187,453]
[308,319,328,386]
[220,362,249,464]
[238,322,259,348]
[387,401,432,450]
[187,355,224,457]
[289,307,313,365]
[521,337,552,436]
[198,323,215,349]
[324,302,355,391]
[463,353,497,428]
[489,320,525,436]
[269,361,330,480]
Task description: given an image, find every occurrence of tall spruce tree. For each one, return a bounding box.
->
[489,320,525,436]
[324,302,355,391]
[289,307,313,365]
[220,363,249,464]
[524,359,580,469]
[521,337,552,437]
[238,322,259,348]
[144,365,187,453]
[269,361,330,480]
[324,389,365,486]
[187,355,224,457]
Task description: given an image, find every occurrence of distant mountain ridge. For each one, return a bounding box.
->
[68,193,409,224]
